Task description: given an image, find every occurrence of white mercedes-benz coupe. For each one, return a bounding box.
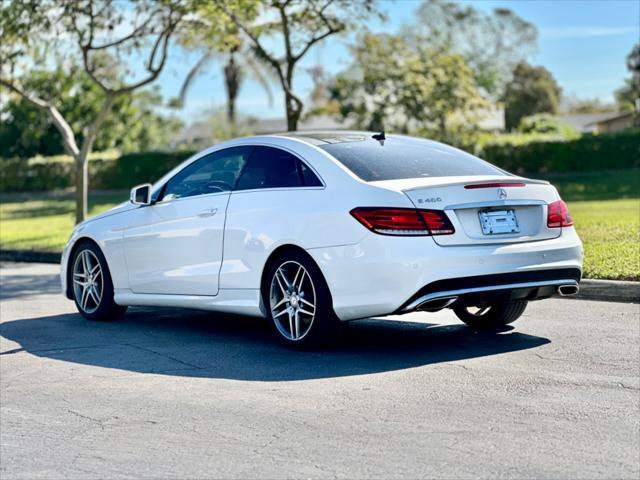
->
[61,131,582,346]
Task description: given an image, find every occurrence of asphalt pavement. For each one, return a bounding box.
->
[1,262,639,479]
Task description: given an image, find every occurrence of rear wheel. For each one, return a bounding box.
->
[264,251,340,348]
[453,300,527,330]
[71,241,127,321]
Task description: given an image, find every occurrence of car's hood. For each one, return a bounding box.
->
[76,201,134,228]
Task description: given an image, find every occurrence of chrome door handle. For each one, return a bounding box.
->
[198,208,217,217]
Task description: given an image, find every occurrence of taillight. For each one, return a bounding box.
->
[547,200,573,228]
[350,207,455,236]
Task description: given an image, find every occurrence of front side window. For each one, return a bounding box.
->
[161,146,253,201]
[235,146,322,191]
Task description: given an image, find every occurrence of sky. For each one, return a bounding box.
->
[154,0,640,122]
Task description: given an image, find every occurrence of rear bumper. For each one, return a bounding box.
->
[307,227,583,321]
[400,268,581,313]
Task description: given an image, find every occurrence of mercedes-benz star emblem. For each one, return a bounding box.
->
[498,188,508,199]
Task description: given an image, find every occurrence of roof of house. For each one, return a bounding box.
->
[557,112,624,131]
[584,111,634,127]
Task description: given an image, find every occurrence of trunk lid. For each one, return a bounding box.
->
[371,175,561,246]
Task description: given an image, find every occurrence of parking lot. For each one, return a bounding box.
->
[1,261,638,479]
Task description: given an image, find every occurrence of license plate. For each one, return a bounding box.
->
[479,209,520,235]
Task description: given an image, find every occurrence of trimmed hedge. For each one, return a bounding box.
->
[1,130,638,192]
[0,150,196,193]
[481,129,639,174]
[93,150,196,189]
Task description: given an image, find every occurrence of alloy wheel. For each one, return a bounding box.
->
[72,250,103,314]
[269,261,317,341]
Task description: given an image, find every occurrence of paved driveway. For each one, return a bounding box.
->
[1,262,638,479]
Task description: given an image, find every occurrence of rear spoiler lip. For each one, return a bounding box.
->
[400,176,550,193]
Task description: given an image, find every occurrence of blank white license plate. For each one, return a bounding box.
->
[479,209,520,235]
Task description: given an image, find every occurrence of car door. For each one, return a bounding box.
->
[123,146,253,296]
[220,145,325,290]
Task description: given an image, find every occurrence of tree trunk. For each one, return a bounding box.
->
[224,53,242,129]
[74,157,89,224]
[285,92,302,131]
[439,114,448,140]
[74,94,115,224]
[227,93,236,127]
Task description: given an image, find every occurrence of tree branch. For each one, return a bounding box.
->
[293,27,341,63]
[75,4,181,96]
[90,10,160,50]
[78,92,115,162]
[221,5,288,92]
[0,77,80,159]
[115,23,176,95]
[276,2,293,67]
[293,0,342,62]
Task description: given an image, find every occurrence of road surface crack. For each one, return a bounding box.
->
[125,343,202,370]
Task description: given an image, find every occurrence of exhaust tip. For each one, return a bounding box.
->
[417,296,458,312]
[558,284,579,296]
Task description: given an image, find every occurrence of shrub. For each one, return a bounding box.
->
[0,150,195,193]
[92,150,196,189]
[1,130,639,192]
[480,129,640,174]
[517,114,579,137]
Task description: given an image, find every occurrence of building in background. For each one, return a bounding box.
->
[584,111,636,133]
[556,112,635,133]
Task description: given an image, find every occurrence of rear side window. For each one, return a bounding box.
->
[319,136,506,181]
[235,146,322,191]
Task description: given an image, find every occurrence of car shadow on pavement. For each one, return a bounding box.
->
[0,307,550,381]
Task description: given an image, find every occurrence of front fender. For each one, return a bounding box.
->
[60,215,128,299]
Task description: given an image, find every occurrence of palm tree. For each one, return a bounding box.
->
[172,44,274,130]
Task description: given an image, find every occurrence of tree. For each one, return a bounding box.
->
[223,0,379,131]
[615,43,640,113]
[0,0,185,223]
[503,62,561,131]
[171,45,274,131]
[561,96,616,114]
[408,0,537,99]
[329,33,487,142]
[168,0,273,131]
[516,114,578,137]
[0,68,182,158]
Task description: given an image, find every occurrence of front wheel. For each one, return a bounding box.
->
[71,241,127,321]
[453,300,527,330]
[264,251,340,348]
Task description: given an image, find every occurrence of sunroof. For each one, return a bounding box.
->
[278,131,369,145]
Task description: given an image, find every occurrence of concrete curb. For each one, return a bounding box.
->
[1,249,638,304]
[1,249,61,264]
[575,279,640,304]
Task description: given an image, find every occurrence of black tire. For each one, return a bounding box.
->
[70,241,127,321]
[262,250,340,348]
[453,300,527,330]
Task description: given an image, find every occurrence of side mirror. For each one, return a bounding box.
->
[130,183,152,206]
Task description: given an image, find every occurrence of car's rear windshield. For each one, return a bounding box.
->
[318,135,507,182]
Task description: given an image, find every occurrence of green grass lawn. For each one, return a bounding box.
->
[0,191,128,253]
[569,199,639,281]
[1,171,639,280]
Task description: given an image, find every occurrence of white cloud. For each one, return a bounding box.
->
[541,26,636,39]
